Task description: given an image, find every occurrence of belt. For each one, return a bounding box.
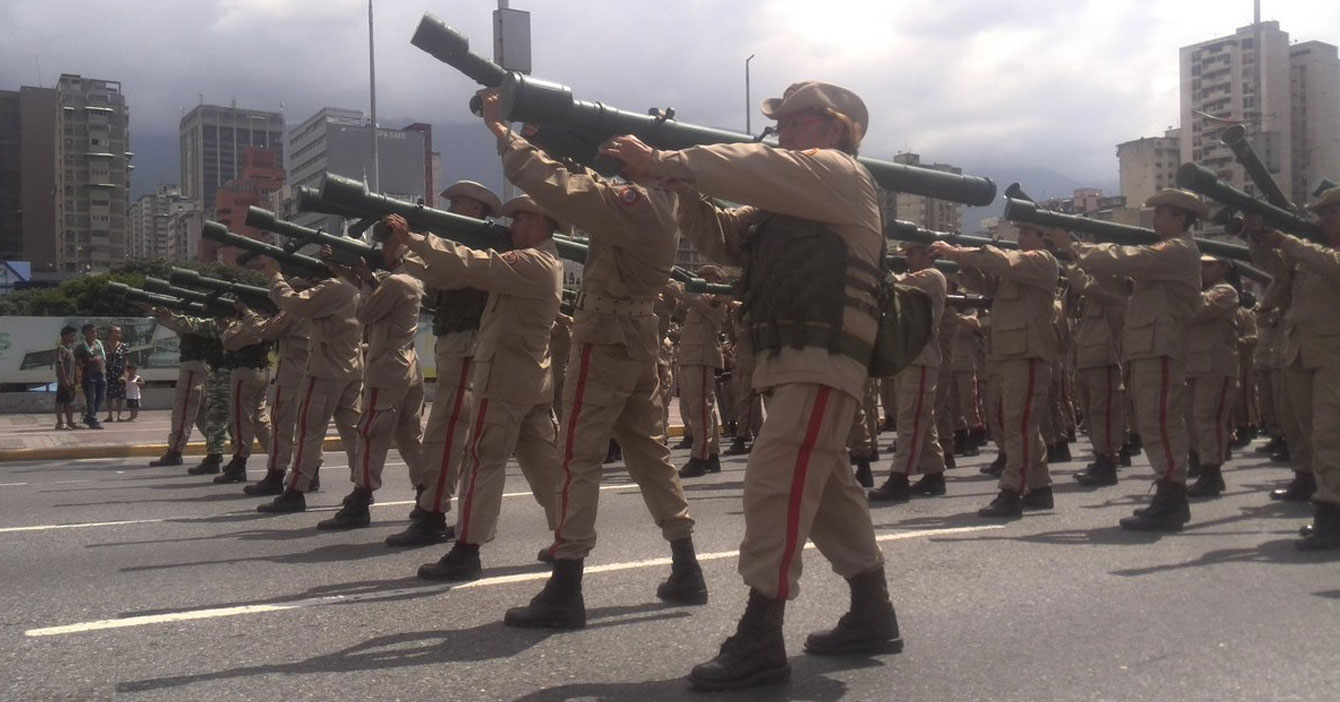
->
[575,292,656,317]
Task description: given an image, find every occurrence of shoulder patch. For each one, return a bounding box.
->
[501,250,522,264]
[618,185,641,206]
[803,148,820,156]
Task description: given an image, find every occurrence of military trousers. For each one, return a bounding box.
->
[954,370,981,430]
[1255,368,1279,436]
[265,367,304,475]
[228,367,272,459]
[1284,359,1340,506]
[846,379,880,459]
[680,363,720,459]
[456,398,560,545]
[548,343,694,560]
[984,367,1005,453]
[740,382,885,600]
[732,354,762,439]
[992,358,1053,494]
[416,353,475,514]
[166,360,209,454]
[1186,374,1237,466]
[204,368,231,455]
[890,364,945,476]
[1127,356,1189,484]
[284,375,361,493]
[352,380,425,493]
[1077,365,1125,457]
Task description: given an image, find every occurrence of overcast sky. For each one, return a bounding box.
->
[3,0,1338,207]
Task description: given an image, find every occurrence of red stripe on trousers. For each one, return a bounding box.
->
[172,370,195,452]
[1214,376,1232,464]
[1158,358,1176,481]
[551,344,595,555]
[1019,360,1037,493]
[1104,366,1114,455]
[699,367,710,459]
[360,388,379,490]
[457,399,491,544]
[267,385,283,472]
[429,358,473,509]
[777,386,831,600]
[903,366,928,474]
[287,377,318,490]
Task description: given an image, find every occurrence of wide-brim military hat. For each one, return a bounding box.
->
[1200,254,1227,264]
[440,180,502,218]
[500,195,570,236]
[761,81,869,141]
[1145,188,1209,219]
[1306,187,1340,214]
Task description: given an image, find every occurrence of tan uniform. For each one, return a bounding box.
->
[949,314,983,432]
[501,132,694,561]
[890,268,948,476]
[550,312,573,423]
[405,233,563,544]
[1232,306,1259,432]
[158,315,212,454]
[349,268,425,493]
[679,293,727,459]
[665,142,884,600]
[1260,234,1340,506]
[1254,307,1285,437]
[270,273,363,493]
[1067,266,1128,457]
[1074,233,1201,483]
[220,316,273,460]
[1185,283,1240,466]
[245,310,308,476]
[959,247,1059,493]
[416,304,480,515]
[728,305,763,440]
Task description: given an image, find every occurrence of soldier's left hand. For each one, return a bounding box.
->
[600,135,656,174]
[928,241,958,258]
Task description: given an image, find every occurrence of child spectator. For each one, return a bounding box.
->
[124,361,144,421]
[54,326,78,430]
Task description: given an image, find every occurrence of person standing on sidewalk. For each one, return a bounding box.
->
[102,326,127,423]
[73,323,107,429]
[54,326,78,431]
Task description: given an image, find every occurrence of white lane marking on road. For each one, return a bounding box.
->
[24,525,1002,637]
[0,479,95,487]
[0,519,167,534]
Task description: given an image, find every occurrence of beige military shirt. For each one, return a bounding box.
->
[654,143,881,402]
[242,310,309,382]
[948,312,981,372]
[957,247,1059,363]
[1274,234,1340,370]
[499,132,679,365]
[1073,233,1201,363]
[678,293,727,368]
[270,273,362,382]
[1186,282,1240,377]
[403,232,562,406]
[899,268,948,368]
[1066,266,1128,369]
[358,267,424,390]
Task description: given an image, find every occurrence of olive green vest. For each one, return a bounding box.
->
[225,341,272,370]
[739,213,882,366]
[178,333,209,363]
[432,287,489,337]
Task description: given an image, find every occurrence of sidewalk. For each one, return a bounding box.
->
[0,404,688,462]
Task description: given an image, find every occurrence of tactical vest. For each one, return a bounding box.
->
[225,342,272,370]
[201,337,225,369]
[432,287,489,337]
[178,333,208,363]
[739,213,882,366]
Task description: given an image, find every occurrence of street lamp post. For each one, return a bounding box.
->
[745,53,755,134]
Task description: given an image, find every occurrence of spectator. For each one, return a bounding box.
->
[73,323,106,429]
[54,326,78,430]
[103,326,128,422]
[123,361,144,421]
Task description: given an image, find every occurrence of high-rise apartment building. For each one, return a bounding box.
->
[1116,128,1182,208]
[205,147,284,264]
[879,153,964,233]
[55,75,133,273]
[0,86,60,268]
[128,185,196,260]
[179,104,284,218]
[1289,40,1340,200]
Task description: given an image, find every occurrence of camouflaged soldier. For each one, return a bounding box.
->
[217,303,275,484]
[147,308,228,475]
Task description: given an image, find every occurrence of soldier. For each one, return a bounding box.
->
[1229,297,1259,449]
[146,308,228,475]
[253,257,362,514]
[146,312,213,468]
[847,380,883,487]
[1184,255,1240,498]
[948,306,984,456]
[216,303,274,484]
[391,196,563,579]
[1247,188,1340,548]
[387,180,500,548]
[1067,262,1129,487]
[1047,189,1203,531]
[676,265,728,478]
[473,88,706,631]
[197,346,232,475]
[932,225,1059,518]
[316,231,427,530]
[240,303,311,496]
[869,242,949,503]
[604,80,901,691]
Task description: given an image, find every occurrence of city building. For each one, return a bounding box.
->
[203,147,284,264]
[1289,40,1340,200]
[879,153,964,233]
[1116,128,1182,208]
[0,85,60,270]
[179,103,284,218]
[128,185,196,260]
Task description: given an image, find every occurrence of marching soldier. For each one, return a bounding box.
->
[1184,255,1240,498]
[146,312,212,468]
[932,225,1059,518]
[240,304,311,496]
[1047,189,1203,531]
[216,304,274,484]
[1067,264,1129,486]
[197,347,232,475]
[604,80,901,691]
[676,266,728,478]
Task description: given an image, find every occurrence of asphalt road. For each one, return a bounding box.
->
[2,438,1337,701]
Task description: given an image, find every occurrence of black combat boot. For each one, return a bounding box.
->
[1047,442,1072,464]
[978,489,1023,518]
[316,487,373,530]
[186,453,223,475]
[1229,427,1253,449]
[213,455,247,484]
[656,537,708,605]
[910,472,946,496]
[1257,436,1283,455]
[943,453,957,470]
[1187,451,1202,478]
[149,450,183,467]
[688,589,789,691]
[308,467,321,492]
[725,436,750,456]
[1075,454,1119,487]
[1127,433,1143,456]
[504,559,586,629]
[1120,481,1190,532]
[678,457,707,478]
[673,434,694,451]
[603,439,623,464]
[243,469,285,496]
[1020,486,1054,510]
[805,569,903,656]
[981,452,1006,477]
[1270,471,1316,502]
[417,542,482,581]
[257,488,306,514]
[408,484,426,521]
[1187,464,1225,498]
[705,454,722,473]
[1270,440,1291,464]
[385,511,453,547]
[1118,444,1133,467]
[853,457,874,488]
[953,429,970,457]
[970,426,988,449]
[1297,503,1340,551]
[536,546,554,564]
[868,473,910,503]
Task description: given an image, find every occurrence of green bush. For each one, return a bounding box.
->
[0,258,267,316]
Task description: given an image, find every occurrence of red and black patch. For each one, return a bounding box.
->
[617,185,641,206]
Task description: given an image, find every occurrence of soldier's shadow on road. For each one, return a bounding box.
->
[52,491,259,508]
[113,602,691,694]
[116,537,453,572]
[1109,537,1340,576]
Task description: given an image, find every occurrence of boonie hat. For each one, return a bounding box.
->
[762,81,869,141]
